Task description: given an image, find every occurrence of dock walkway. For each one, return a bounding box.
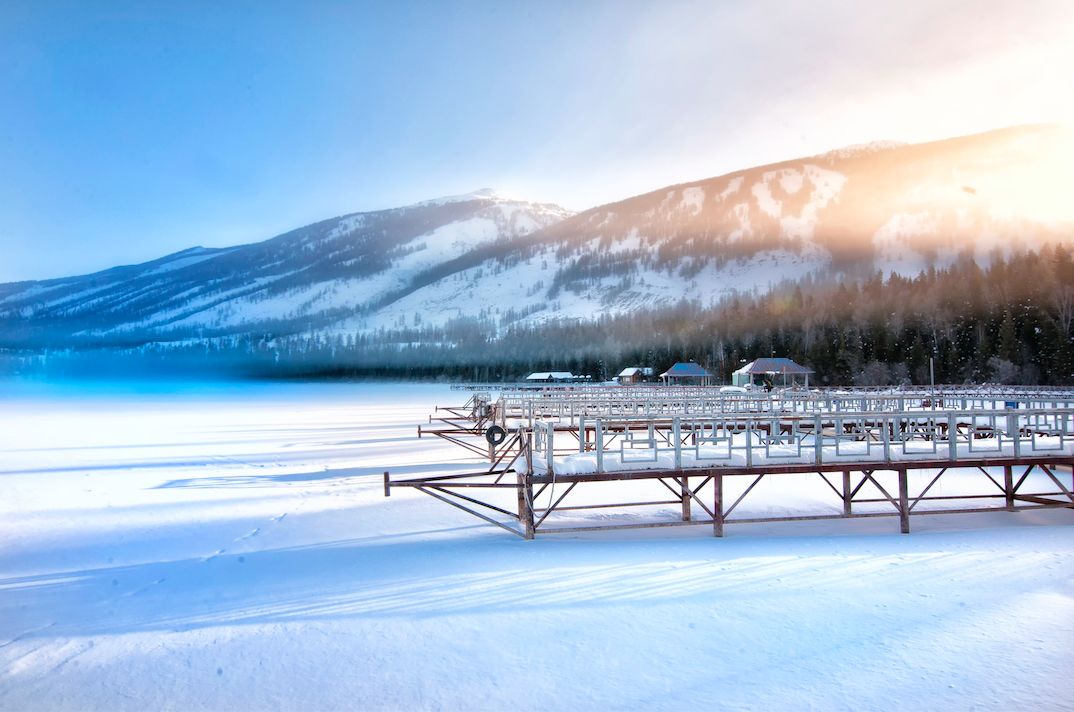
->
[390,387,1074,538]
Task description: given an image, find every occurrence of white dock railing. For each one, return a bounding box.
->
[504,390,1074,429]
[527,408,1074,476]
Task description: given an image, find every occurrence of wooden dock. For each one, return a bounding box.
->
[389,388,1074,538]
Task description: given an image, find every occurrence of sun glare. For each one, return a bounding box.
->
[985,126,1074,224]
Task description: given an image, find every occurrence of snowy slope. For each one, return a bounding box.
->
[348,124,1074,335]
[0,191,571,346]
[350,246,827,334]
[521,123,1074,289]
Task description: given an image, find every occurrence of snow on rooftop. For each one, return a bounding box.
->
[735,357,813,374]
[526,371,577,381]
[660,362,712,378]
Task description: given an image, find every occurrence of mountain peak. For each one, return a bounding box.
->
[413,188,510,208]
[815,140,907,161]
[462,187,500,199]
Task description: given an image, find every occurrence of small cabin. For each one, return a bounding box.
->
[732,358,813,389]
[616,366,654,384]
[525,371,587,383]
[659,362,713,386]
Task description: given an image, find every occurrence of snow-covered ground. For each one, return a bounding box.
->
[1,380,1072,711]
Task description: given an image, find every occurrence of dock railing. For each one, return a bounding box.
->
[392,395,1074,539]
[504,391,1074,429]
[527,408,1074,476]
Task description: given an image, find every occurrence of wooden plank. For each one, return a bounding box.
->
[388,470,516,486]
[1039,464,1074,503]
[898,467,910,534]
[488,432,522,472]
[1013,494,1074,508]
[539,501,1066,535]
[714,474,724,538]
[428,432,491,458]
[415,482,521,489]
[849,472,871,500]
[517,472,534,539]
[729,511,892,524]
[1014,464,1035,493]
[862,471,900,511]
[724,474,765,518]
[526,456,1074,485]
[655,477,682,500]
[680,476,716,520]
[908,468,947,512]
[976,466,1006,494]
[814,472,843,501]
[880,493,1006,502]
[842,470,852,515]
[534,482,579,528]
[537,498,679,513]
[681,474,692,522]
[426,485,520,520]
[541,519,711,535]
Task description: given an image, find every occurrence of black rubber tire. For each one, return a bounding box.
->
[485,425,507,445]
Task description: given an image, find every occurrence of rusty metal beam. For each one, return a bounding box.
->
[908,468,947,512]
[534,482,579,529]
[414,486,525,538]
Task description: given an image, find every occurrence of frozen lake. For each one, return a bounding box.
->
[1,380,1072,711]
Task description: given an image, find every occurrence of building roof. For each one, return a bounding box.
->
[733,358,813,375]
[525,371,576,381]
[660,362,712,378]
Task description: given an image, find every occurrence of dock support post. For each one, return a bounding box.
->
[713,473,725,538]
[898,467,910,534]
[384,471,390,497]
[681,475,691,521]
[1004,465,1015,511]
[518,472,535,540]
[842,470,852,516]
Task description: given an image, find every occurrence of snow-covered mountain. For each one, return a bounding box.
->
[0,190,571,346]
[2,124,1072,349]
[371,124,1074,334]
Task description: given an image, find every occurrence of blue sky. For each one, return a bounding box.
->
[1,0,1072,282]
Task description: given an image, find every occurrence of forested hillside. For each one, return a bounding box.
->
[8,245,1072,386]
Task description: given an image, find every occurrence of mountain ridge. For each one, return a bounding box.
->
[2,123,1072,350]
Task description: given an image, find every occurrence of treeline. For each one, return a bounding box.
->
[5,246,1073,386]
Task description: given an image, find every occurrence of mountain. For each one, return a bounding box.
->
[368,124,1074,333]
[1,124,1072,352]
[0,190,571,347]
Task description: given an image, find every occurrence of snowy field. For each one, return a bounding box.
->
[1,380,1072,711]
